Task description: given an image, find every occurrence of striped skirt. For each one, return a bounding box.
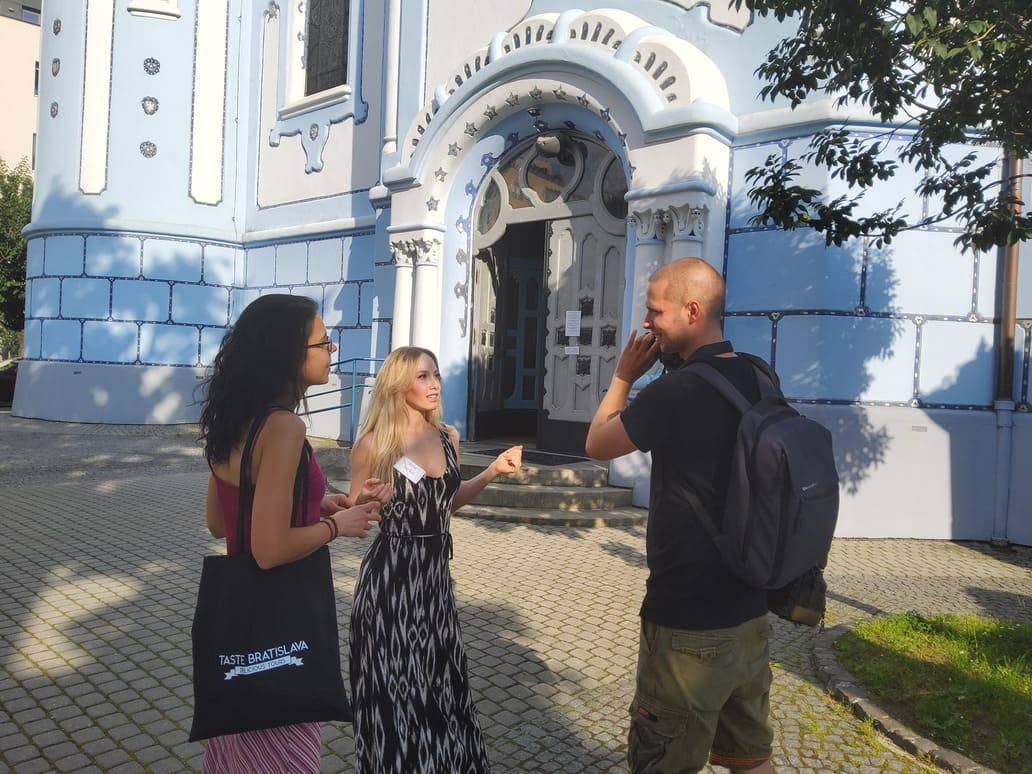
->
[203,722,321,773]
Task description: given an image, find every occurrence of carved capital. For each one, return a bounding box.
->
[629,208,666,241]
[668,203,707,240]
[389,237,441,267]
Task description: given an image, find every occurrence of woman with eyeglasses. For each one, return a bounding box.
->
[347,346,522,773]
[197,294,391,773]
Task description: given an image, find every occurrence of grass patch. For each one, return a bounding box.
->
[833,612,1032,773]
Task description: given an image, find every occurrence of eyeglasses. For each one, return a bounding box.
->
[306,337,335,352]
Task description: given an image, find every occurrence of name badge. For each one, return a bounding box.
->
[394,456,426,484]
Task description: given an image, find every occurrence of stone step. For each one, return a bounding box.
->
[454,503,647,527]
[314,444,613,489]
[472,482,633,510]
[460,460,610,488]
[316,440,638,526]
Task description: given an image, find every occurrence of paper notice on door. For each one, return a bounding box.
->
[564,310,581,337]
[565,346,580,354]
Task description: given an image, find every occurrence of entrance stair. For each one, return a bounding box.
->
[315,441,647,527]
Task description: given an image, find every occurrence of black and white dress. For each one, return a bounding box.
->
[349,430,491,773]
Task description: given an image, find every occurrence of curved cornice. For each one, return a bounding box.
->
[384,9,736,190]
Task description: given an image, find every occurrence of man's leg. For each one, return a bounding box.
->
[627,619,740,774]
[709,615,774,773]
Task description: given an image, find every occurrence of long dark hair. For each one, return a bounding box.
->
[199,294,318,466]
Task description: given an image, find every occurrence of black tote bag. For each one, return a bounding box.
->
[189,412,351,742]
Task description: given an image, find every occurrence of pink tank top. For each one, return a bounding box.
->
[212,415,327,555]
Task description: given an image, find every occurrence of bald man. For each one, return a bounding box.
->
[586,258,776,774]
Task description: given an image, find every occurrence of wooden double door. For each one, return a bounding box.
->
[470,215,625,455]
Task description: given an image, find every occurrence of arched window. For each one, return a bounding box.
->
[304,0,349,95]
[476,132,628,247]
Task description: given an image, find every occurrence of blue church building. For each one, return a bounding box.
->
[16,1,1031,545]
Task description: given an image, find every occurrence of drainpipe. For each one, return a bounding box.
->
[991,154,1022,546]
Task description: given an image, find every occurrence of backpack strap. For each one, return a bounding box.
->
[684,354,782,415]
[738,353,784,397]
[676,354,780,546]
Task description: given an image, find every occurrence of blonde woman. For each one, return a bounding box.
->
[348,347,522,773]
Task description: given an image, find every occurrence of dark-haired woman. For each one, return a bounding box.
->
[198,293,390,774]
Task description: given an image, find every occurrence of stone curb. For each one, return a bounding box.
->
[812,623,999,774]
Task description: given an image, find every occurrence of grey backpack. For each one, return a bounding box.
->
[684,355,840,591]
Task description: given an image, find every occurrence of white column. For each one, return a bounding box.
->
[411,238,442,356]
[381,0,402,156]
[389,241,415,349]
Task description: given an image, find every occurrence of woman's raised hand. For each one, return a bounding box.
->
[492,445,523,476]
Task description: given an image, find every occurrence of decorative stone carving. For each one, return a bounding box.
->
[390,238,441,267]
[629,208,666,241]
[669,203,706,240]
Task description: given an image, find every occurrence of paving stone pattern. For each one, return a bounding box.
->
[1,416,1029,772]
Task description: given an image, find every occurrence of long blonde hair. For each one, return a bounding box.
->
[357,347,445,482]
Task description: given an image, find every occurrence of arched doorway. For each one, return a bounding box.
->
[468,131,628,454]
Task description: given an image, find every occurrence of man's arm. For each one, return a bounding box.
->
[585,331,659,460]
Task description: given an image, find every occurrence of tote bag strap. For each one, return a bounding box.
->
[235,409,313,551]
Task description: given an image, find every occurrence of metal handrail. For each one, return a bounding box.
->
[303,356,383,441]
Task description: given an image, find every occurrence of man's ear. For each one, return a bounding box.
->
[685,299,702,322]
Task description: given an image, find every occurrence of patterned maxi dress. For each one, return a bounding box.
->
[349,430,491,773]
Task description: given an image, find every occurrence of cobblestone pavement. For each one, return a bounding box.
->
[1,414,1030,773]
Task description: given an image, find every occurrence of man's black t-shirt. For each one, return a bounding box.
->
[621,341,769,630]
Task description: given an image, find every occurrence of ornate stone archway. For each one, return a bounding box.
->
[380,8,735,428]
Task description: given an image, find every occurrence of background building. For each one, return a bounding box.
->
[14,1,1031,545]
[0,1,41,170]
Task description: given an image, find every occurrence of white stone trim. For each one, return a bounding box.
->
[126,0,181,21]
[80,0,115,194]
[190,0,229,205]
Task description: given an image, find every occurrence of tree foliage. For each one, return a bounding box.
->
[0,158,32,330]
[736,0,1032,251]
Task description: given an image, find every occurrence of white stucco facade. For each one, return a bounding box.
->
[15,1,1031,545]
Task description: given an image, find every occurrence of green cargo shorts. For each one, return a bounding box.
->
[627,615,773,773]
